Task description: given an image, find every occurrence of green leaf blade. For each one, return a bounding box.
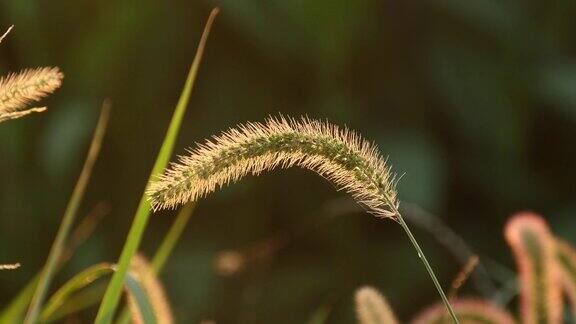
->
[94,9,219,324]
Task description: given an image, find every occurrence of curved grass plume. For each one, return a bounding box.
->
[148,116,459,322]
[148,116,399,217]
[504,212,562,324]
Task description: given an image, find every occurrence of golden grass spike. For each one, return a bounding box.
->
[0,67,63,121]
[0,25,14,44]
[127,254,173,324]
[355,286,398,324]
[148,116,399,218]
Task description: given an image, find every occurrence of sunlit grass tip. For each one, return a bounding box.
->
[0,67,64,115]
[355,286,398,324]
[147,115,399,218]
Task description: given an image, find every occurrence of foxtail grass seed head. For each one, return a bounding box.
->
[148,116,399,218]
[0,67,64,121]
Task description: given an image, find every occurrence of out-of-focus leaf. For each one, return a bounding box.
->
[125,254,173,324]
[45,281,108,323]
[40,255,172,323]
[537,60,576,120]
[505,212,562,323]
[410,298,515,324]
[40,100,95,181]
[378,132,446,211]
[41,263,115,321]
[427,0,519,40]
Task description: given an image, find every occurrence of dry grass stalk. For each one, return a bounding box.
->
[448,255,480,300]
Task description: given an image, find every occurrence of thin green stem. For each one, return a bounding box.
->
[396,213,459,323]
[0,202,109,323]
[94,9,219,324]
[23,102,111,324]
[114,202,196,324]
[151,202,196,271]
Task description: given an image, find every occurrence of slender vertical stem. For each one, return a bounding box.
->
[396,213,459,323]
[151,202,196,271]
[114,202,196,324]
[24,102,111,324]
[94,9,219,323]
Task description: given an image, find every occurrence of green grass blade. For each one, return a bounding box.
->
[44,281,108,323]
[151,202,196,271]
[94,9,219,324]
[123,275,156,324]
[411,298,515,324]
[0,276,38,324]
[40,263,115,321]
[307,304,332,324]
[115,202,196,324]
[40,256,170,322]
[23,102,111,324]
[0,202,109,323]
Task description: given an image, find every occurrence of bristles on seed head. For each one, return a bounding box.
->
[0,67,63,121]
[147,116,399,218]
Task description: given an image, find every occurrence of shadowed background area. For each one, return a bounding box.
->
[1,0,575,322]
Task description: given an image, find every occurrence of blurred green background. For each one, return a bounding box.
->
[1,0,576,322]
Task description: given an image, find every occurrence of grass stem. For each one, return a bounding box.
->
[94,9,218,323]
[114,202,196,324]
[23,101,111,324]
[396,212,459,323]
